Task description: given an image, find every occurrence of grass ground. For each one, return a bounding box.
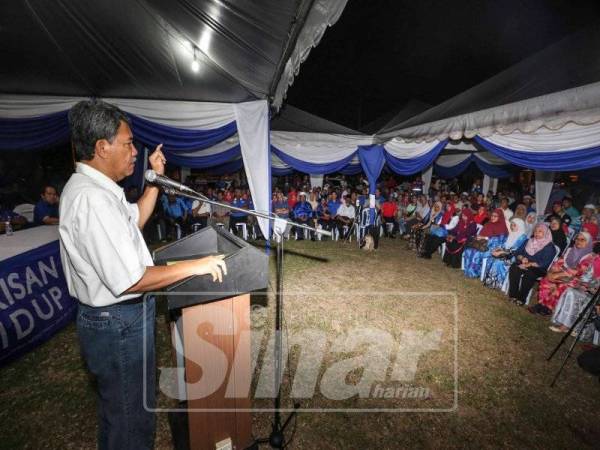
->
[1,238,599,449]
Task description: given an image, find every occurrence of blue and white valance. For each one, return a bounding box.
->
[384,139,448,175]
[474,121,600,171]
[434,151,512,178]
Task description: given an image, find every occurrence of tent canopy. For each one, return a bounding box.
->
[0,0,347,107]
[377,27,600,142]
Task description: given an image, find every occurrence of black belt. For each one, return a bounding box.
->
[119,296,145,305]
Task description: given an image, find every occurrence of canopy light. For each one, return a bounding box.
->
[191,46,199,73]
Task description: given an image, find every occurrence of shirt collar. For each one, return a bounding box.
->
[76,163,125,201]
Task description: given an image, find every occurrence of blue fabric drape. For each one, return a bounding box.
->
[358,145,385,222]
[434,154,512,178]
[129,114,237,153]
[434,156,474,178]
[474,135,600,171]
[208,158,244,175]
[472,157,512,178]
[0,111,70,150]
[164,145,241,169]
[271,166,294,176]
[339,164,363,175]
[384,140,448,175]
[271,146,357,174]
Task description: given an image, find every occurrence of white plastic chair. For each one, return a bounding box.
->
[13,203,35,223]
[234,223,248,240]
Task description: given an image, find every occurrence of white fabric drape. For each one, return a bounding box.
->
[491,178,499,195]
[484,121,600,151]
[272,0,349,109]
[422,165,433,194]
[0,94,82,118]
[383,138,444,158]
[0,94,236,129]
[309,174,324,188]
[435,153,470,167]
[271,132,372,163]
[233,100,270,237]
[482,174,490,195]
[535,170,555,216]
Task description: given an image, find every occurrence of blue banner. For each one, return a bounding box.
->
[0,241,78,366]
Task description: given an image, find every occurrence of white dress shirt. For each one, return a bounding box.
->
[336,203,356,219]
[59,163,154,307]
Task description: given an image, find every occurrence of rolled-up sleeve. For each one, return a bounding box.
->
[75,192,146,297]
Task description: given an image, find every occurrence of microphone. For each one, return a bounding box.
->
[144,170,195,194]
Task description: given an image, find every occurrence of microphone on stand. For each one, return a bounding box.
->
[144,170,196,194]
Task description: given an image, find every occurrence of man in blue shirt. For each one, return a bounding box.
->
[162,193,188,239]
[292,192,314,240]
[230,188,249,237]
[327,191,341,217]
[34,185,60,225]
[272,191,289,219]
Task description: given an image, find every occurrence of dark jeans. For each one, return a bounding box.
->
[77,298,156,450]
[382,216,397,236]
[508,264,547,302]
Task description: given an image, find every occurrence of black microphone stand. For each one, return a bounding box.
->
[151,178,328,449]
[547,282,600,387]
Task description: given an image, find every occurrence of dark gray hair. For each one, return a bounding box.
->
[68,99,130,161]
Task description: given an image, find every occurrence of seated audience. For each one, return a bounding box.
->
[211,190,231,229]
[381,195,398,237]
[530,231,594,315]
[316,199,332,233]
[34,185,60,225]
[335,195,356,239]
[562,196,579,220]
[230,188,249,237]
[507,223,557,305]
[190,198,211,230]
[409,200,442,251]
[272,191,290,219]
[292,192,314,240]
[484,218,528,289]
[463,208,508,278]
[419,203,458,258]
[549,242,600,338]
[549,216,568,254]
[473,205,489,225]
[499,197,513,226]
[513,203,528,222]
[443,208,477,268]
[524,212,536,237]
[546,201,572,229]
[162,193,188,239]
[404,195,430,239]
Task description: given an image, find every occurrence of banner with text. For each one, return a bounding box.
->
[0,241,77,366]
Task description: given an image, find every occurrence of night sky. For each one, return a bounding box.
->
[285,0,600,131]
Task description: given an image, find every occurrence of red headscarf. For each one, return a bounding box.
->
[479,208,508,237]
[440,203,456,225]
[454,208,477,242]
[583,222,599,240]
[473,207,489,225]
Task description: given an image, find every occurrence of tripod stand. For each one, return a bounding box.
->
[249,227,300,448]
[547,283,600,387]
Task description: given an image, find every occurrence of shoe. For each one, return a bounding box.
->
[514,299,525,306]
[549,325,565,333]
[527,306,537,315]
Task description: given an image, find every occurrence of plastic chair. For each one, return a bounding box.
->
[234,223,248,240]
[13,203,35,223]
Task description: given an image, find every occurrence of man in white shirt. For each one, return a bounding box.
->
[335,195,356,239]
[60,100,227,450]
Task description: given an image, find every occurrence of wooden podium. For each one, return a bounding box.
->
[154,226,268,450]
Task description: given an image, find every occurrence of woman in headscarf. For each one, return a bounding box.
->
[473,205,489,225]
[419,202,458,258]
[463,208,508,278]
[507,223,558,305]
[483,218,528,289]
[443,208,478,268]
[513,203,528,221]
[530,231,594,315]
[582,215,599,240]
[411,201,443,252]
[549,242,600,338]
[549,216,568,254]
[524,212,537,237]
